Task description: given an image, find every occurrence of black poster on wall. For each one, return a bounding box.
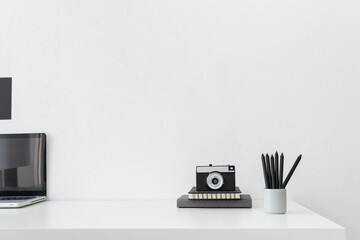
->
[0,78,12,119]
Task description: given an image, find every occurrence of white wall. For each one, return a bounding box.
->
[1,0,360,239]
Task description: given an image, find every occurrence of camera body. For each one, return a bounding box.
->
[196,164,236,191]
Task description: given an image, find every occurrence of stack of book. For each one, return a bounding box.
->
[177,186,252,208]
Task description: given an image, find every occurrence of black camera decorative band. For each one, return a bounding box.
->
[196,164,236,191]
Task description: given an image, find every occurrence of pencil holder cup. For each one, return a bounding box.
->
[263,189,287,214]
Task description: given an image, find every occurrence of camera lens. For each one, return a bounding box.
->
[206,172,224,190]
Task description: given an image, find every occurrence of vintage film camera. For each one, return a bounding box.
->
[196,164,236,191]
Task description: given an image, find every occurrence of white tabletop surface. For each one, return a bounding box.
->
[0,200,345,240]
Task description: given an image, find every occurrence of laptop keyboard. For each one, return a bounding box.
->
[0,196,35,200]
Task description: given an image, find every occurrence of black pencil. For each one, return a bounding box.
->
[265,153,271,188]
[275,152,280,188]
[280,153,284,188]
[261,154,270,189]
[281,154,302,188]
[270,154,276,189]
[275,151,281,188]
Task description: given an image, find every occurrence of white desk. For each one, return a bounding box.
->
[0,200,345,240]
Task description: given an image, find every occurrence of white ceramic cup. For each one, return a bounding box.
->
[263,188,287,214]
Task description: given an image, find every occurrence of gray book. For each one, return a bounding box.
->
[177,194,252,208]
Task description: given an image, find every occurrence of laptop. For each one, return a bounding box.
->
[0,133,46,208]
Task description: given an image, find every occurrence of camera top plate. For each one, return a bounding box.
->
[196,165,235,173]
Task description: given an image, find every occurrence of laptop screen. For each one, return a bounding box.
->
[0,133,46,196]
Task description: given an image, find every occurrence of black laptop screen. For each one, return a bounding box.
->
[0,134,46,196]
